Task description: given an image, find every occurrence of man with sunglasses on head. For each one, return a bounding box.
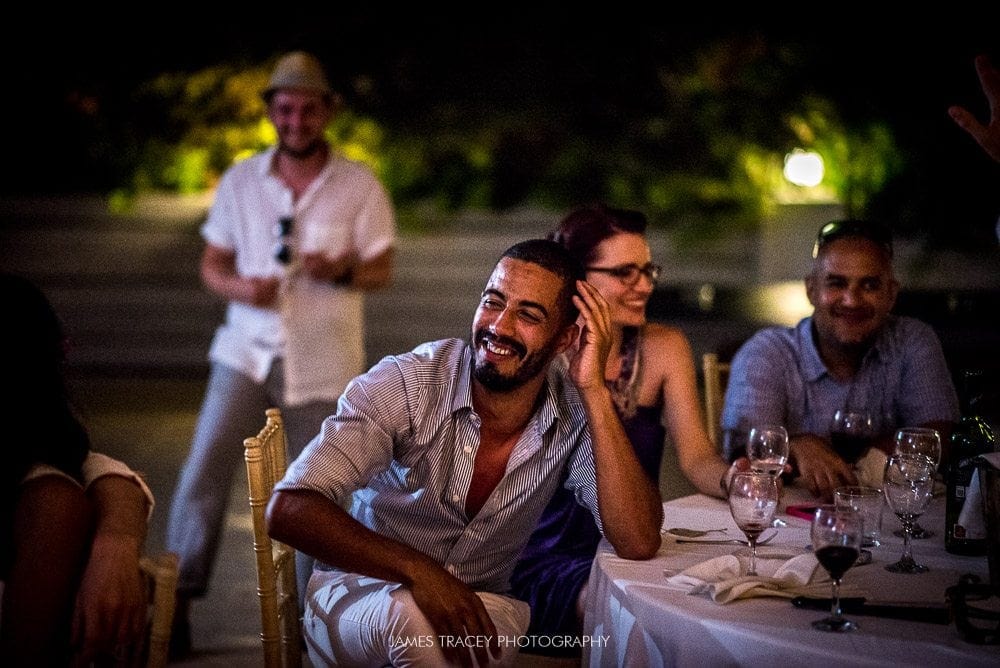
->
[165,51,395,657]
[721,220,959,501]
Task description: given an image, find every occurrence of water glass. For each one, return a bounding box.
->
[834,486,883,548]
[892,427,942,540]
[747,424,789,477]
[883,453,936,574]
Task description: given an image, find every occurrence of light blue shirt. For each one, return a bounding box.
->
[721,315,959,461]
[276,338,600,593]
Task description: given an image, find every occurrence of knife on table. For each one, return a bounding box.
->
[791,596,951,625]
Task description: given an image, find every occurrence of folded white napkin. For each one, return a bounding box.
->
[665,552,840,604]
[855,448,887,490]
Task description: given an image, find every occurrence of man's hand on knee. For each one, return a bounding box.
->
[409,567,499,667]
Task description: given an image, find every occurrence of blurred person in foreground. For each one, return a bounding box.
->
[165,50,396,655]
[267,239,662,667]
[948,53,1000,244]
[509,204,745,655]
[721,220,959,501]
[0,273,154,667]
[949,53,1000,163]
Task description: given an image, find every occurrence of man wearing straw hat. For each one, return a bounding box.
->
[165,50,396,657]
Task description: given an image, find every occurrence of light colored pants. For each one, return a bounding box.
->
[304,570,531,667]
[165,361,337,599]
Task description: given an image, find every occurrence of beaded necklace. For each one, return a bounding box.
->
[608,326,643,420]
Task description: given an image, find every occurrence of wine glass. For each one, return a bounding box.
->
[829,409,876,464]
[728,471,779,576]
[894,426,942,467]
[747,424,789,477]
[810,505,863,632]
[882,453,936,574]
[892,427,942,539]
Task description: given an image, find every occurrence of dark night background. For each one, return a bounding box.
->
[1,20,999,656]
[2,12,998,248]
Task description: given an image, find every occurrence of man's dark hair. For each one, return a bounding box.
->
[498,239,585,327]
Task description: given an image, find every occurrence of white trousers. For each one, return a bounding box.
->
[304,570,530,667]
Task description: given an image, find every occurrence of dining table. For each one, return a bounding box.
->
[582,485,998,666]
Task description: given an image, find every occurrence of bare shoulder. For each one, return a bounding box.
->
[635,324,698,403]
[639,323,696,384]
[641,322,693,355]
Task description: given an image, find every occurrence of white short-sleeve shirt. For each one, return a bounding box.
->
[202,147,397,405]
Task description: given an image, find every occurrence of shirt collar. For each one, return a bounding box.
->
[258,146,279,177]
[798,317,828,382]
[536,360,567,434]
[452,346,476,414]
[452,344,562,436]
[799,315,887,382]
[259,145,337,179]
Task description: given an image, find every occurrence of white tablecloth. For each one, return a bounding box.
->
[583,489,997,667]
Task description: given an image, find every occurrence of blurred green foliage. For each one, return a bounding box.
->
[112,39,902,240]
[4,21,995,250]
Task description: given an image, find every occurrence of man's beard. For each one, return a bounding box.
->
[278,138,326,160]
[472,329,558,393]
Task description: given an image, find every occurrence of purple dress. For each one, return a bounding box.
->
[509,328,665,655]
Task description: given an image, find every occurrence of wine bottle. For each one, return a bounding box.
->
[945,369,997,555]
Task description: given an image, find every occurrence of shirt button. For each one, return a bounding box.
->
[463,445,473,454]
[446,564,456,574]
[452,494,460,503]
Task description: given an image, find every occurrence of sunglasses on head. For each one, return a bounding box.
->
[813,219,893,259]
[274,216,293,265]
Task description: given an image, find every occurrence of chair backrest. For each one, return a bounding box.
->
[140,551,179,668]
[244,407,302,668]
[702,352,731,450]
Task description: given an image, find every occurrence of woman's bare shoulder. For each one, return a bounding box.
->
[641,322,692,353]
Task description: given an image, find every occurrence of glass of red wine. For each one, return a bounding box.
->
[810,505,863,632]
[830,409,875,464]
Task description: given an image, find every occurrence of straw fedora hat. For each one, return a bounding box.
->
[262,51,333,101]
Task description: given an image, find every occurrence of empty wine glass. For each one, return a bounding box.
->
[747,424,789,477]
[892,427,941,539]
[728,471,779,576]
[830,409,876,464]
[883,453,936,574]
[810,505,863,632]
[894,426,942,467]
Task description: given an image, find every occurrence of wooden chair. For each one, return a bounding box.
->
[702,352,731,450]
[139,551,179,668]
[244,408,302,668]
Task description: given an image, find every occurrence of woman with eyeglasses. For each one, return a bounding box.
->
[509,204,740,656]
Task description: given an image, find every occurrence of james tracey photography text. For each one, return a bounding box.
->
[389,634,610,650]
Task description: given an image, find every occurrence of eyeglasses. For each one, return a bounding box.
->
[813,219,893,259]
[585,262,662,286]
[274,216,293,265]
